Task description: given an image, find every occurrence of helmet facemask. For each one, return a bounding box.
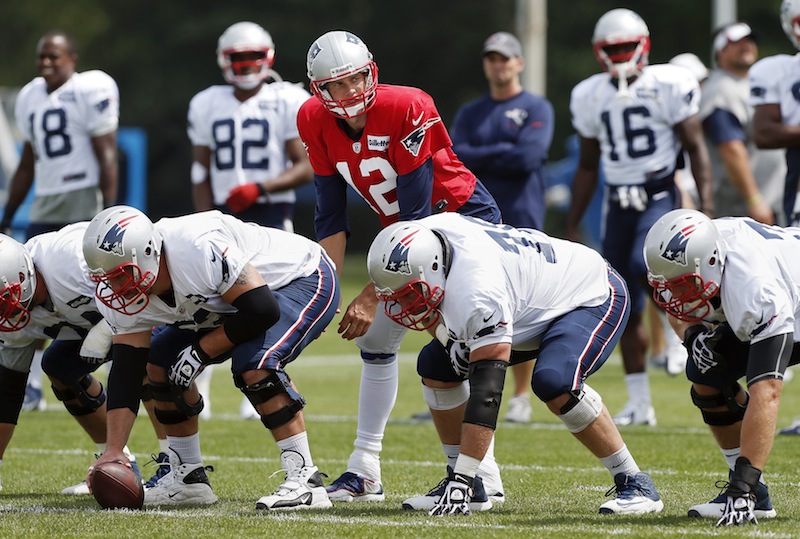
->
[216,22,275,90]
[378,280,443,331]
[782,0,800,50]
[592,8,650,97]
[89,255,158,316]
[0,235,36,332]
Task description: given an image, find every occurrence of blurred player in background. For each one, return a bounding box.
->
[0,227,138,495]
[368,215,663,516]
[188,21,313,422]
[83,206,339,510]
[450,31,555,423]
[298,30,505,507]
[0,30,119,414]
[566,8,713,426]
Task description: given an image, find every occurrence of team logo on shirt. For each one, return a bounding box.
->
[400,117,441,157]
[352,142,362,153]
[659,224,696,266]
[94,98,110,113]
[384,229,420,275]
[99,215,138,257]
[504,108,528,128]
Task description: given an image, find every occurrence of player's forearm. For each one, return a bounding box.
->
[105,408,137,452]
[717,141,760,200]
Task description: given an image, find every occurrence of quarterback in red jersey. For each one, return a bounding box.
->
[298,30,503,508]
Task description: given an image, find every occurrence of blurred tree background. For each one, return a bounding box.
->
[0,0,790,241]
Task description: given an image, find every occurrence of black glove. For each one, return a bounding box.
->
[716,457,761,526]
[168,342,212,390]
[429,472,473,516]
[683,323,743,375]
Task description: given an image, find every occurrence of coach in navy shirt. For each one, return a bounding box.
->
[451,31,554,231]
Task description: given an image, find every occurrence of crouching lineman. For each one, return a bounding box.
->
[367,213,663,516]
[82,206,339,510]
[644,208,800,525]
[0,226,140,494]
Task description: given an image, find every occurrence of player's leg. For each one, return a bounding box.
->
[234,257,339,510]
[536,266,662,515]
[325,309,405,502]
[145,327,216,506]
[504,361,533,423]
[0,346,32,492]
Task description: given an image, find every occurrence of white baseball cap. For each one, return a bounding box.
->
[712,22,757,54]
[669,53,709,83]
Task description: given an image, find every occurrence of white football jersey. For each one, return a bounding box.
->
[714,218,800,344]
[570,64,700,185]
[0,222,99,349]
[187,82,311,206]
[14,70,119,196]
[101,211,322,335]
[748,53,800,126]
[418,214,609,352]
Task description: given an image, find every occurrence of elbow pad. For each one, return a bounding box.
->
[223,285,281,345]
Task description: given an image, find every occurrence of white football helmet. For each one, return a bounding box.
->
[306,30,378,118]
[0,234,36,332]
[367,221,449,331]
[82,205,162,315]
[592,8,650,80]
[782,0,800,50]
[217,22,275,90]
[643,209,726,322]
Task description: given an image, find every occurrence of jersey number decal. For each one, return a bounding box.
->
[600,106,656,161]
[335,158,400,217]
[212,118,270,170]
[32,109,72,158]
[465,217,556,262]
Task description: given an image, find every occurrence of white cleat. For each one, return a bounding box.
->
[256,450,332,510]
[504,394,532,423]
[599,472,664,515]
[613,402,656,426]
[143,449,217,506]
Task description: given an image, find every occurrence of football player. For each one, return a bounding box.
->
[297,30,505,507]
[643,208,797,525]
[367,214,663,516]
[565,8,713,427]
[0,227,139,495]
[0,29,119,415]
[188,22,314,422]
[82,206,339,511]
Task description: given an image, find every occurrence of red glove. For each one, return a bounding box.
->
[226,183,265,213]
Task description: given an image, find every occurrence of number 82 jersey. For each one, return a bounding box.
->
[569,64,700,185]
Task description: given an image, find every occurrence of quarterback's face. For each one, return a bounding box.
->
[36,35,76,91]
[325,73,367,101]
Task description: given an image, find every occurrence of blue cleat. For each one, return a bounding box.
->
[688,475,776,519]
[778,419,800,435]
[402,466,492,512]
[599,472,664,515]
[326,471,385,502]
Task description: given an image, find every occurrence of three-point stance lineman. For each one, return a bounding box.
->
[367,213,663,516]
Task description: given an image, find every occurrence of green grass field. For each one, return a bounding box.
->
[1,256,799,538]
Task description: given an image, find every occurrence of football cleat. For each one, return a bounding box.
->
[778,418,800,435]
[599,472,664,515]
[504,394,532,423]
[143,449,217,506]
[62,455,141,495]
[21,385,46,412]
[613,402,657,426]
[325,471,385,502]
[256,450,332,510]
[144,452,171,489]
[688,476,776,519]
[403,466,492,512]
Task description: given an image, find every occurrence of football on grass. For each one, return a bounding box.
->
[90,461,144,509]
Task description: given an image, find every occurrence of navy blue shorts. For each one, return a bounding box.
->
[602,183,678,314]
[150,254,339,375]
[41,339,106,385]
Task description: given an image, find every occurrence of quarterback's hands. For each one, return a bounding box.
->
[338,287,378,340]
[429,473,473,516]
[226,183,265,213]
[80,320,113,365]
[168,343,212,390]
[86,449,130,494]
[683,324,732,375]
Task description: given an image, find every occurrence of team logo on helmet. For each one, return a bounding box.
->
[99,215,137,257]
[660,224,697,266]
[308,42,322,63]
[385,230,420,275]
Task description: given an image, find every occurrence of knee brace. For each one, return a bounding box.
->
[463,360,507,430]
[0,365,28,424]
[360,351,396,365]
[691,382,748,426]
[421,381,469,411]
[141,382,153,403]
[235,370,305,429]
[51,375,107,416]
[149,381,204,425]
[558,384,603,433]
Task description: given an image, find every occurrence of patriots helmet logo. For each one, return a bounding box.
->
[99,215,137,257]
[660,224,697,266]
[385,230,420,275]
